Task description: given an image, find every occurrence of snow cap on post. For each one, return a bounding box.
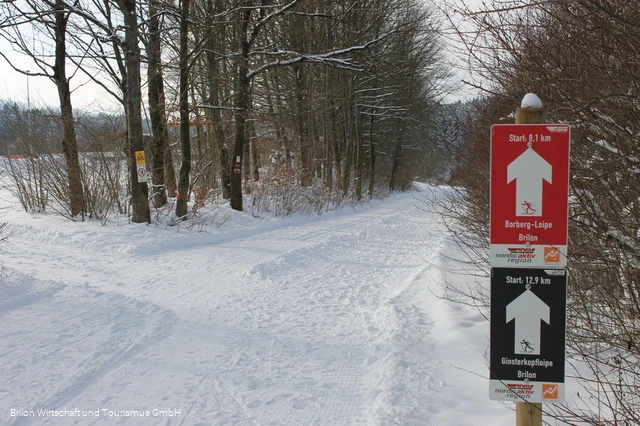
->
[516,93,544,124]
[521,93,543,109]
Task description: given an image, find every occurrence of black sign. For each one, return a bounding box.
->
[490,268,566,384]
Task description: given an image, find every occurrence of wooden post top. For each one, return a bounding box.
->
[516,93,545,124]
[515,107,545,125]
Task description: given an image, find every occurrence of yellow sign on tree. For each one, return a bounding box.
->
[135,151,146,165]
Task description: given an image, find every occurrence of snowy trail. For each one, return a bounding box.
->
[0,187,505,425]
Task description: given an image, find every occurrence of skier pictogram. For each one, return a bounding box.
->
[520,339,535,353]
[521,200,536,215]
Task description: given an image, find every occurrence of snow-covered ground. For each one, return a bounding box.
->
[0,182,515,425]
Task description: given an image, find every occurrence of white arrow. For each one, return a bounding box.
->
[506,289,550,355]
[507,148,552,217]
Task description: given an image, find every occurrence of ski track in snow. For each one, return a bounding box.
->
[0,186,493,425]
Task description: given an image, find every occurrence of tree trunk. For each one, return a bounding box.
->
[230,9,251,211]
[164,131,177,197]
[389,120,406,191]
[324,83,334,190]
[354,111,362,200]
[147,0,167,208]
[368,113,376,198]
[243,114,251,185]
[294,63,312,187]
[206,0,230,199]
[175,0,191,218]
[117,0,150,223]
[331,102,342,191]
[247,103,259,181]
[342,77,356,196]
[266,73,292,167]
[251,139,259,181]
[53,0,85,219]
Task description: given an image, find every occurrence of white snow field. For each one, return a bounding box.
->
[0,183,514,425]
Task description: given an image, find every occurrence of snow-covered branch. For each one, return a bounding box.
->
[247,31,394,79]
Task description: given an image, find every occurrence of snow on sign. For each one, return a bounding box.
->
[490,268,567,403]
[490,124,571,267]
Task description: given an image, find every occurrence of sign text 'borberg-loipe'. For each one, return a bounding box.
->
[490,125,571,267]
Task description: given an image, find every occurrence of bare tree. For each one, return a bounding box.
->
[114,0,150,223]
[147,0,172,207]
[0,0,449,221]
[441,0,640,423]
[204,0,231,199]
[199,0,398,211]
[175,0,191,218]
[0,0,86,218]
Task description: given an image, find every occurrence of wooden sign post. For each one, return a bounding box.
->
[514,97,544,426]
[490,94,571,426]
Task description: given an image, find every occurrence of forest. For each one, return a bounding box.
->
[0,0,452,222]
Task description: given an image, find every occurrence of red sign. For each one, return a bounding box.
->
[490,124,571,267]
